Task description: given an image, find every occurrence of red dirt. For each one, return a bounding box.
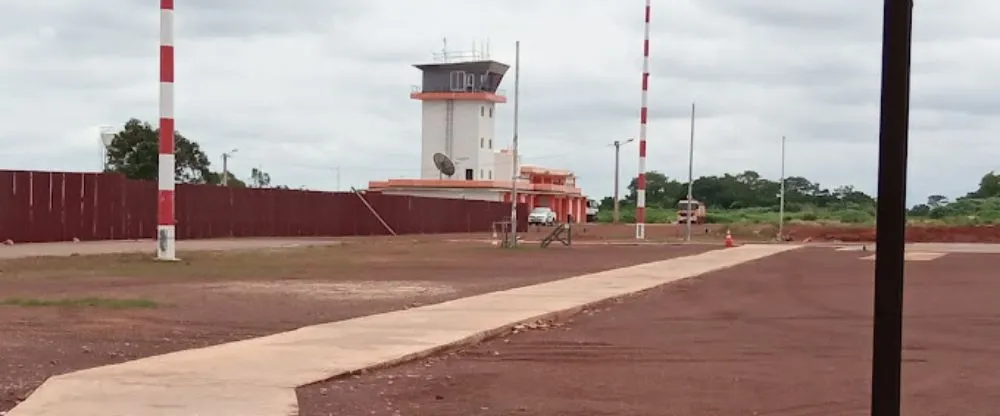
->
[299,248,1000,415]
[559,223,1000,244]
[0,240,713,412]
[787,224,1000,243]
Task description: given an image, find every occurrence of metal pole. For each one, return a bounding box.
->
[778,136,786,240]
[685,102,695,242]
[222,153,229,186]
[635,0,652,240]
[613,141,621,224]
[335,166,341,191]
[508,40,521,247]
[156,0,177,261]
[871,1,913,415]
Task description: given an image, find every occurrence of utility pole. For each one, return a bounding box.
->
[507,40,521,247]
[778,136,786,241]
[611,138,634,224]
[335,166,341,191]
[685,102,696,242]
[221,148,237,186]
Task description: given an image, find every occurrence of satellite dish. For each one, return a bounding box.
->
[433,152,456,177]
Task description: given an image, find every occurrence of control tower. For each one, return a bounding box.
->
[410,49,510,181]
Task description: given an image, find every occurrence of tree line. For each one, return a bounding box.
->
[599,170,875,212]
[599,169,1000,219]
[104,119,279,188]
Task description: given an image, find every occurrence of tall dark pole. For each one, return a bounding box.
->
[613,141,622,224]
[871,1,913,415]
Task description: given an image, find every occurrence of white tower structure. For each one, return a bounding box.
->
[410,48,509,181]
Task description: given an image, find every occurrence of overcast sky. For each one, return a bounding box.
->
[3,0,999,205]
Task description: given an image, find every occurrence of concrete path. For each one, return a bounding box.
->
[7,244,800,416]
[0,238,342,259]
[836,242,1000,254]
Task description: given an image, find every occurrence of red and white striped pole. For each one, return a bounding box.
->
[157,0,177,260]
[636,0,650,240]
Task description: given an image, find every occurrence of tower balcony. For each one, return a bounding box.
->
[410,85,507,103]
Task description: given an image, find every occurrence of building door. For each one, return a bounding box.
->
[465,169,474,180]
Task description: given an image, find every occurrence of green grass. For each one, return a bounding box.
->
[0,296,159,309]
[596,206,876,225]
[596,199,1000,226]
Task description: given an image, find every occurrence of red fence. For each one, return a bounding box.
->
[0,170,527,243]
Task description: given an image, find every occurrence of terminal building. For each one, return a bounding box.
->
[368,47,590,223]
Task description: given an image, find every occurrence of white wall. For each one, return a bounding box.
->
[494,151,513,182]
[420,99,501,180]
[379,188,502,202]
[420,101,447,179]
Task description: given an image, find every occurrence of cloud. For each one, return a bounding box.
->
[2,0,998,205]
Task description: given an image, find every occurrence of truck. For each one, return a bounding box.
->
[585,199,600,222]
[676,199,707,224]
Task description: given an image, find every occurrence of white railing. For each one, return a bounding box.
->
[410,85,507,96]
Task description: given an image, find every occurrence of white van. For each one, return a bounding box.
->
[585,199,600,222]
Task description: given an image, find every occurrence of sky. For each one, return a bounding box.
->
[3,0,1000,206]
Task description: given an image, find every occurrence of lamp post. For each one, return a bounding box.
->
[685,102,696,241]
[778,136,786,241]
[99,126,115,172]
[221,148,238,185]
[611,138,634,224]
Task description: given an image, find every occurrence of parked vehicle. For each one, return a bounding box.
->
[585,199,600,222]
[528,206,557,226]
[676,199,707,224]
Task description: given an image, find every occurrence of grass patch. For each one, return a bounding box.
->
[0,296,159,309]
[0,240,492,281]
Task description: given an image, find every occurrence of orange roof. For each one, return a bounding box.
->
[520,165,574,177]
[368,178,581,195]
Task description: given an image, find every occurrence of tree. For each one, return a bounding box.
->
[206,171,246,188]
[927,194,949,208]
[963,172,1000,199]
[619,170,876,211]
[105,119,213,183]
[249,167,272,188]
[625,171,686,208]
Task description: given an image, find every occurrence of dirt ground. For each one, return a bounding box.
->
[300,248,1000,415]
[0,238,713,411]
[560,223,1000,243]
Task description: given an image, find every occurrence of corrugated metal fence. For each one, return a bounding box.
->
[0,170,526,243]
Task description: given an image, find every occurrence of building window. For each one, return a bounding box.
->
[465,169,473,180]
[480,169,484,178]
[480,137,484,148]
[488,139,492,149]
[488,170,492,179]
[481,106,485,116]
[489,107,493,118]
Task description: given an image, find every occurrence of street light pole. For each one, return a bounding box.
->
[611,138,634,224]
[508,40,521,247]
[685,102,696,242]
[335,166,341,191]
[778,136,786,240]
[99,126,115,172]
[221,148,237,186]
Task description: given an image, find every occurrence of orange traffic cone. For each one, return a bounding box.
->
[724,230,735,248]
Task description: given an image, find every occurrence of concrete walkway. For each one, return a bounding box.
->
[8,244,800,416]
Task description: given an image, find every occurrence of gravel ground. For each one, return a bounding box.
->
[0,240,713,411]
[298,248,1000,416]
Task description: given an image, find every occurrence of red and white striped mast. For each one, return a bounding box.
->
[636,0,651,240]
[157,0,177,260]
